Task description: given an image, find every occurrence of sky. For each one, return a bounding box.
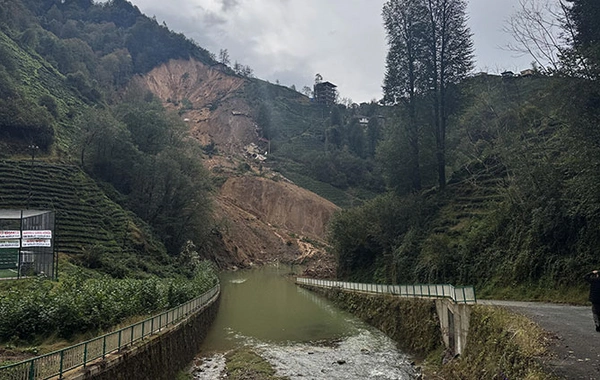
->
[127,0,535,103]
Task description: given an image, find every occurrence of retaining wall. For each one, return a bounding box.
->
[66,295,220,380]
[300,285,442,359]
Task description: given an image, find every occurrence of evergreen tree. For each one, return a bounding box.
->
[564,0,600,78]
[424,0,474,189]
[382,0,429,191]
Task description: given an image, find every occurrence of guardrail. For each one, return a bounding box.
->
[296,278,476,304]
[0,283,220,380]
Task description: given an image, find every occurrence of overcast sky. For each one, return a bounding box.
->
[128,0,534,103]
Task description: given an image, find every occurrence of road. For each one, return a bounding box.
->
[479,300,600,379]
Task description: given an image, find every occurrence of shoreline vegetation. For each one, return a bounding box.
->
[0,261,218,366]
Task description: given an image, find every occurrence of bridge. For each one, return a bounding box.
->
[296,277,476,356]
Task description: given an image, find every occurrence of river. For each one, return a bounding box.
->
[191,265,418,379]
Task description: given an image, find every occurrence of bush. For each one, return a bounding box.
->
[0,263,217,342]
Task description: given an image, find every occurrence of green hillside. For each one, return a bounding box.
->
[0,160,174,277]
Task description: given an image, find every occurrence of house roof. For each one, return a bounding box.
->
[315,81,337,88]
[0,210,51,220]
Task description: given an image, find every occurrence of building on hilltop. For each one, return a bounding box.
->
[313,81,337,106]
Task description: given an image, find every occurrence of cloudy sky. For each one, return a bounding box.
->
[128,0,534,103]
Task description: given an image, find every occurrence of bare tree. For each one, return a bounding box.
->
[218,48,230,66]
[504,0,569,73]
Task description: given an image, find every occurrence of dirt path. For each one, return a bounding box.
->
[479,300,600,379]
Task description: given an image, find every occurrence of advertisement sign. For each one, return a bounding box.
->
[0,231,20,239]
[0,240,20,248]
[22,239,52,248]
[22,230,52,239]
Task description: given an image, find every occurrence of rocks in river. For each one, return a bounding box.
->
[336,359,346,365]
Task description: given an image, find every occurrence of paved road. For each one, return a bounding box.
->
[479,300,600,380]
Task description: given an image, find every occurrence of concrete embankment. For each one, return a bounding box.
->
[68,295,220,380]
[302,285,553,379]
[300,285,441,360]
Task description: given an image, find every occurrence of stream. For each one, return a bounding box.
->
[191,265,418,379]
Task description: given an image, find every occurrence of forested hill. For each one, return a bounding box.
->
[2,0,600,301]
[0,0,223,277]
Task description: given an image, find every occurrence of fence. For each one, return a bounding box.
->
[296,277,476,304]
[0,283,220,380]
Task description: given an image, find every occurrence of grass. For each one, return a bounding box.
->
[225,348,287,380]
[426,305,557,380]
[477,283,589,305]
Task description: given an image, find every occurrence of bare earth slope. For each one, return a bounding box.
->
[138,59,339,274]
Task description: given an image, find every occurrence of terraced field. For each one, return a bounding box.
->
[0,160,165,260]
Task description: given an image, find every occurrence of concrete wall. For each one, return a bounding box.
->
[435,299,471,356]
[66,295,220,380]
[300,284,472,358]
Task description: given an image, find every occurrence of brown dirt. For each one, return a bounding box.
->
[138,59,339,276]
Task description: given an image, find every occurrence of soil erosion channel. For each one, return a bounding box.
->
[191,266,418,379]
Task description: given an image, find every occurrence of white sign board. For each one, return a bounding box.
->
[0,231,21,239]
[22,239,52,248]
[22,230,52,239]
[0,239,20,248]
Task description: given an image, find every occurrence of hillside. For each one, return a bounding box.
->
[135,59,340,273]
[0,160,173,277]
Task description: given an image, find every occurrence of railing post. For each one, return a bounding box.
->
[103,335,107,359]
[29,360,35,380]
[83,342,88,367]
[59,350,64,378]
[118,330,122,351]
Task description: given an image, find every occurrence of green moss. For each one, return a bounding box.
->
[305,286,442,360]
[225,348,287,380]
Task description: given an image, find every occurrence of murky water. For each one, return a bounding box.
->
[193,266,417,379]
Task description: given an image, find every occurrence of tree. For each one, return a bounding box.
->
[382,0,429,191]
[423,0,474,189]
[218,48,230,66]
[504,0,567,74]
[563,0,600,78]
[382,0,473,190]
[301,86,313,98]
[314,73,323,85]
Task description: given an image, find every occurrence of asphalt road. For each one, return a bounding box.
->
[479,300,600,380]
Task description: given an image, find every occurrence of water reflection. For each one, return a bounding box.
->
[200,265,356,351]
[195,265,417,379]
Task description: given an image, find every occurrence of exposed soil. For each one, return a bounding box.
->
[139,59,339,276]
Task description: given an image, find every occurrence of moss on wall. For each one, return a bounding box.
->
[81,296,220,380]
[302,286,442,359]
[304,286,554,379]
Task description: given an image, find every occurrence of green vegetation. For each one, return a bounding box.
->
[432,305,553,380]
[225,348,287,380]
[329,0,600,301]
[244,80,387,207]
[309,286,553,379]
[0,261,217,344]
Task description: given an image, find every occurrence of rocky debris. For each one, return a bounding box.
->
[140,58,340,273]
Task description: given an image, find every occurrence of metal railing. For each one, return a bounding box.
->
[0,283,220,380]
[296,277,476,304]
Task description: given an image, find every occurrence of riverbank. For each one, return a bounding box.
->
[303,286,555,379]
[190,267,418,379]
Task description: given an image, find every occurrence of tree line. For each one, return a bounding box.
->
[329,0,600,296]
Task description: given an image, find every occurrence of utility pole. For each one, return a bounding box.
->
[27,144,38,209]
